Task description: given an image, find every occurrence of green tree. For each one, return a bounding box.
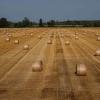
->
[22,17,32,27]
[0,17,9,28]
[39,18,44,27]
[47,20,55,27]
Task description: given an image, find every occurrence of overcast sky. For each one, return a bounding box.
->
[0,0,100,21]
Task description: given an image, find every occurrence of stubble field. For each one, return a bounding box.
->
[0,28,100,100]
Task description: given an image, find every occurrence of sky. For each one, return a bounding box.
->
[0,0,100,22]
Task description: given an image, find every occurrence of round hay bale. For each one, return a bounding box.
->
[6,38,10,42]
[14,40,19,44]
[94,49,100,56]
[97,37,100,41]
[96,33,99,36]
[32,60,43,72]
[75,33,78,35]
[38,36,42,39]
[47,40,52,44]
[30,33,33,36]
[23,44,29,50]
[76,64,87,76]
[6,33,9,35]
[75,36,79,40]
[8,34,12,37]
[65,41,70,45]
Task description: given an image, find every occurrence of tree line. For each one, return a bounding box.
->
[0,17,100,28]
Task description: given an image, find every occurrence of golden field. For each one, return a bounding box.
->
[0,28,100,100]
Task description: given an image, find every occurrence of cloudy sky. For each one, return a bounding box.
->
[0,0,100,21]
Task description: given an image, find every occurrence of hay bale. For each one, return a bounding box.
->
[32,60,43,72]
[65,41,70,45]
[23,45,29,50]
[14,40,19,44]
[75,36,79,40]
[97,37,100,41]
[47,40,52,44]
[75,33,79,35]
[38,36,42,39]
[96,33,99,36]
[6,38,10,42]
[76,64,87,76]
[94,49,100,56]
[6,33,9,35]
[30,33,33,36]
[8,34,12,37]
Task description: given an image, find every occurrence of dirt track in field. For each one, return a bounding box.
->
[0,28,100,100]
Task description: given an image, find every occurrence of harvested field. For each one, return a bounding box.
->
[0,28,100,100]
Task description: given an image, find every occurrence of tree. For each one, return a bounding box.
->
[47,20,55,27]
[39,18,44,27]
[22,17,32,27]
[0,17,9,28]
